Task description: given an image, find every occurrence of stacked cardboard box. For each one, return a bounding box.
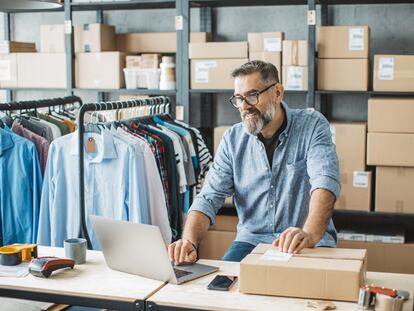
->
[367,97,414,214]
[247,32,283,82]
[40,25,65,53]
[282,40,307,91]
[318,26,369,91]
[0,40,36,53]
[373,55,414,92]
[190,42,248,89]
[330,122,371,211]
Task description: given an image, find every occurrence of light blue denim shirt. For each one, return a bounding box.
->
[190,101,340,247]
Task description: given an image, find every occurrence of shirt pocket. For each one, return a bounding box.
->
[285,158,309,194]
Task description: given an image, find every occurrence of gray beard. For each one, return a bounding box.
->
[241,103,276,136]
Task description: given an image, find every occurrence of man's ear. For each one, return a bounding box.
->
[275,83,284,100]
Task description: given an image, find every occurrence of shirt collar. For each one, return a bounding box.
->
[70,129,118,162]
[279,100,292,138]
[0,128,15,156]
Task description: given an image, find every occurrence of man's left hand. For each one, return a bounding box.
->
[272,227,318,254]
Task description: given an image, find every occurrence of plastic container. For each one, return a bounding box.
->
[160,81,176,90]
[123,68,161,89]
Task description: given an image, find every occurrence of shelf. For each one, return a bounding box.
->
[0,88,66,91]
[190,0,307,7]
[190,89,307,94]
[71,0,175,11]
[318,0,414,4]
[73,88,177,95]
[316,90,414,96]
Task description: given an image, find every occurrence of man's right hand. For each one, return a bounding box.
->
[168,239,198,266]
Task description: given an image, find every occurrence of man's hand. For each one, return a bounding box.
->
[272,227,318,254]
[168,239,197,265]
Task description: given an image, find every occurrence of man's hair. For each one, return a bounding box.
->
[231,60,280,84]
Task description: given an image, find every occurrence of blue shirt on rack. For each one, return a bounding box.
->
[189,101,340,247]
[0,127,42,245]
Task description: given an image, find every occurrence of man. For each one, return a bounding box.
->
[168,60,340,264]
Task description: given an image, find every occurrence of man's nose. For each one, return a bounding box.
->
[239,98,251,111]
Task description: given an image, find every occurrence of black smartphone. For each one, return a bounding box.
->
[207,275,237,291]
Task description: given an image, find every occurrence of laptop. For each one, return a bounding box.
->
[90,215,219,284]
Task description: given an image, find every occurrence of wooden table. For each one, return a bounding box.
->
[147,259,414,311]
[0,246,165,311]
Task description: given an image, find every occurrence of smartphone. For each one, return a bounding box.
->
[207,275,237,291]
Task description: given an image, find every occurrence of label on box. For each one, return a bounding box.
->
[348,28,365,51]
[176,106,184,121]
[353,171,369,188]
[330,125,336,144]
[195,61,216,83]
[286,66,303,90]
[64,20,72,34]
[378,57,394,80]
[264,37,282,52]
[0,60,11,81]
[262,249,293,262]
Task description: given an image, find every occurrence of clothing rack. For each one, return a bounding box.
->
[0,96,82,111]
[77,96,172,249]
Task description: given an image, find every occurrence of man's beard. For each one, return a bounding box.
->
[241,102,276,136]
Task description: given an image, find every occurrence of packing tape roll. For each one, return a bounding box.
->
[0,247,23,266]
[375,294,404,311]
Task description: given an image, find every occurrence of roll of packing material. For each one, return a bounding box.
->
[162,56,175,63]
[160,81,176,90]
[375,294,404,311]
[160,62,175,69]
[161,68,175,76]
[160,75,176,83]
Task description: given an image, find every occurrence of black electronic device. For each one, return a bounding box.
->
[207,275,237,291]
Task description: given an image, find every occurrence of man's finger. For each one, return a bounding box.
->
[294,237,309,254]
[186,247,197,263]
[174,240,183,264]
[288,232,304,254]
[272,239,279,247]
[179,241,191,263]
[282,229,299,253]
[278,229,290,251]
[168,243,176,261]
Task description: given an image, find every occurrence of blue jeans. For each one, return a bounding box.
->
[222,241,256,262]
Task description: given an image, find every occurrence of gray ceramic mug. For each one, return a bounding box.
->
[64,238,87,264]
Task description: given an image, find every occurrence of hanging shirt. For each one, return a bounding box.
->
[18,118,54,143]
[37,129,151,249]
[0,128,42,245]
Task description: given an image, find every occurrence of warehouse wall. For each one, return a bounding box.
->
[1,3,414,126]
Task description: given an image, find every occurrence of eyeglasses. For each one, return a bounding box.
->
[229,83,277,108]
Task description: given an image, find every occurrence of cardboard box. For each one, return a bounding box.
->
[0,40,36,53]
[0,54,17,88]
[210,215,238,232]
[191,58,248,90]
[240,244,366,302]
[40,24,65,53]
[368,97,414,133]
[248,32,284,53]
[126,55,141,68]
[189,42,248,59]
[367,133,414,167]
[249,52,281,81]
[338,241,414,274]
[330,122,366,171]
[74,24,116,53]
[198,230,236,260]
[282,66,308,91]
[375,166,414,214]
[318,58,369,91]
[318,26,369,59]
[214,126,231,154]
[335,171,371,212]
[17,53,66,88]
[75,52,125,89]
[373,55,414,92]
[117,32,209,53]
[283,40,307,66]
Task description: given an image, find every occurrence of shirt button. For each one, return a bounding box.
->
[270,185,274,189]
[270,204,273,208]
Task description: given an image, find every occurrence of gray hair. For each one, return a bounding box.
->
[231,60,280,84]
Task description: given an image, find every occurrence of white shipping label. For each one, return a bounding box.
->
[286,66,303,90]
[353,171,369,188]
[176,106,184,121]
[0,60,11,81]
[195,61,216,83]
[262,249,293,262]
[264,37,282,52]
[64,20,72,34]
[348,28,365,51]
[378,57,394,80]
[330,125,336,145]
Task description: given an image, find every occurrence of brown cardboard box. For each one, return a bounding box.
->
[74,24,116,53]
[214,126,231,154]
[0,40,36,53]
[375,166,414,214]
[40,24,65,53]
[0,54,17,88]
[318,26,369,59]
[318,58,369,91]
[330,122,366,171]
[191,58,248,90]
[373,55,414,92]
[189,42,248,59]
[210,215,238,232]
[368,97,414,133]
[198,230,236,260]
[240,244,366,302]
[338,241,414,274]
[249,52,281,81]
[117,32,209,53]
[247,32,284,53]
[283,40,307,66]
[75,52,125,89]
[367,133,414,167]
[335,171,371,212]
[282,66,308,91]
[17,53,66,88]
[126,55,141,68]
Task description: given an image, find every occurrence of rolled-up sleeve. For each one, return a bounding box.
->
[307,114,341,200]
[189,129,234,224]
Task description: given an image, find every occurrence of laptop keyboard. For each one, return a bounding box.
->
[173,267,194,279]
